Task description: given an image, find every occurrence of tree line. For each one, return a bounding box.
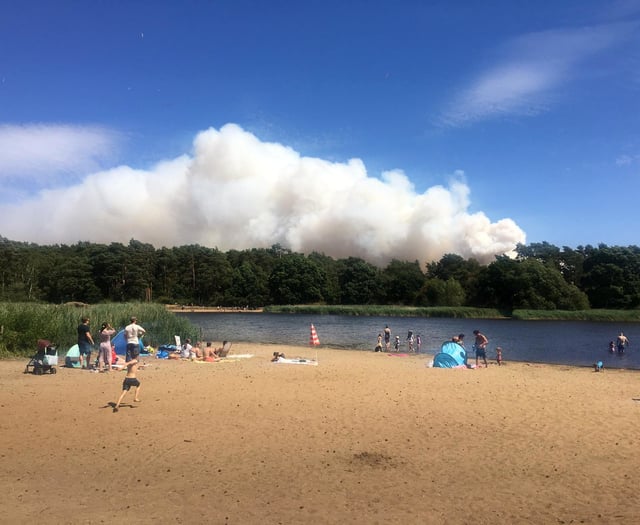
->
[1,237,639,312]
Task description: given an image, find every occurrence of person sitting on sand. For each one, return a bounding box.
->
[204,344,220,362]
[375,334,383,352]
[111,354,127,369]
[213,341,231,357]
[114,357,141,412]
[181,339,193,359]
[271,352,286,362]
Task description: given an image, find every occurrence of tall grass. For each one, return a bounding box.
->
[511,309,640,322]
[264,305,507,318]
[0,303,199,358]
[266,305,640,322]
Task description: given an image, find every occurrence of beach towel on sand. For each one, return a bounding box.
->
[274,357,318,366]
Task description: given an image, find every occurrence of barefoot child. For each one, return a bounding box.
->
[114,357,141,412]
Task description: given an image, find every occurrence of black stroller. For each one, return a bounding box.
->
[24,339,58,375]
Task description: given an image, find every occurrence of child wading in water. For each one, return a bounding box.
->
[114,357,141,412]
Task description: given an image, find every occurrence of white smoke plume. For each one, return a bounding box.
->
[0,124,525,265]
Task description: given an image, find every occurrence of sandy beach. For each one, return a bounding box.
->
[2,344,639,524]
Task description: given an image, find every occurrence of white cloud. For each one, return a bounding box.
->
[441,22,637,126]
[0,123,119,184]
[0,124,525,265]
[616,153,640,166]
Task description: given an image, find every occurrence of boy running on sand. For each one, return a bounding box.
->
[114,357,141,412]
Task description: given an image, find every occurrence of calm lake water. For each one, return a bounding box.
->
[178,312,640,370]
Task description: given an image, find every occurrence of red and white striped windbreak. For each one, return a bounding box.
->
[309,324,320,346]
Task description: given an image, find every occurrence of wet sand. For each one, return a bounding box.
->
[1,344,639,524]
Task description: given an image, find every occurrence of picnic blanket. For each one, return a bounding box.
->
[274,357,318,366]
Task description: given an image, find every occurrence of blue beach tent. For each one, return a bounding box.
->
[433,341,467,368]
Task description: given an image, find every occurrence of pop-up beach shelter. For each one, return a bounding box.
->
[433,341,467,368]
[112,330,145,356]
[64,344,81,367]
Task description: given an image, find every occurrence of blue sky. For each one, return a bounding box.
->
[1,1,639,264]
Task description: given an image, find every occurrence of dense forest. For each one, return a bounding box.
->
[1,237,639,313]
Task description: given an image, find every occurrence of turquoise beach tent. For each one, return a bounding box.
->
[112,330,145,356]
[64,344,81,368]
[433,341,467,368]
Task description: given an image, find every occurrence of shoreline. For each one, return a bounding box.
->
[166,304,263,313]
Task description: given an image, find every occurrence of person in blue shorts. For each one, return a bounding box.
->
[473,329,489,368]
[77,316,95,369]
[616,332,629,354]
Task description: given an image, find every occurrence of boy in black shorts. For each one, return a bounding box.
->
[114,357,141,412]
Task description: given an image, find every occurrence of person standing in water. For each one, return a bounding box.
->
[384,325,391,351]
[616,332,630,354]
[407,330,414,352]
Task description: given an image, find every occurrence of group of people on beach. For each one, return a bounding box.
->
[374,325,501,366]
[450,329,500,367]
[166,339,230,361]
[78,313,236,412]
[76,315,146,372]
[77,315,146,412]
[375,325,423,353]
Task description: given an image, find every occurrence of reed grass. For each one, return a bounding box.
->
[511,309,640,322]
[266,305,640,322]
[0,303,199,358]
[263,305,507,318]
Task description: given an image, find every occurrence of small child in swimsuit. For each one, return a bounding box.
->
[496,347,503,366]
[114,358,141,412]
